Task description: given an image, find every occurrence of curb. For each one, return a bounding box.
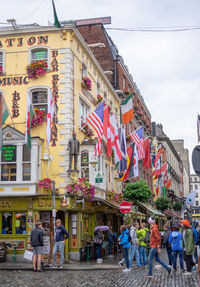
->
[0,267,121,271]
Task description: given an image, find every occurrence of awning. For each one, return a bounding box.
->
[164,209,183,220]
[139,203,166,217]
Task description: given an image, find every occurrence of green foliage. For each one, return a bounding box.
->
[155,196,170,211]
[172,201,182,211]
[123,180,153,203]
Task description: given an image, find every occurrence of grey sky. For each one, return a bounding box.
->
[2,0,200,171]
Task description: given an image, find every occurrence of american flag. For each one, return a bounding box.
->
[86,101,104,156]
[130,127,145,160]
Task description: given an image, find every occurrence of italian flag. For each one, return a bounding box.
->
[0,94,9,128]
[120,94,134,124]
[25,94,35,149]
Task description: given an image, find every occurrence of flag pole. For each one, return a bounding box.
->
[2,94,15,128]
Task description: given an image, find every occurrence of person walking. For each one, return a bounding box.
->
[129,222,140,268]
[169,225,184,272]
[118,225,131,272]
[107,226,114,258]
[192,223,198,265]
[146,217,172,278]
[137,223,150,268]
[182,220,195,275]
[163,224,173,266]
[30,220,44,272]
[52,219,69,269]
[94,228,104,263]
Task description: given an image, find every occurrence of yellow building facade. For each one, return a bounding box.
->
[0,25,122,261]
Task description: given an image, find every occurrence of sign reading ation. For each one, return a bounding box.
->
[2,146,16,162]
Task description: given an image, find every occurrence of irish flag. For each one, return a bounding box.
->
[120,94,134,124]
[0,94,9,151]
[0,94,9,127]
[25,94,35,149]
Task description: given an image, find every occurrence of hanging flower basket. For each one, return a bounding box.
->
[66,177,95,201]
[27,60,48,79]
[31,109,46,128]
[39,178,53,192]
[81,77,92,91]
[96,94,103,104]
[81,122,94,138]
[0,65,3,75]
[106,190,123,204]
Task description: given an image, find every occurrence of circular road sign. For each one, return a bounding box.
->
[119,201,132,214]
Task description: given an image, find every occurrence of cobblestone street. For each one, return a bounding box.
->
[0,267,198,287]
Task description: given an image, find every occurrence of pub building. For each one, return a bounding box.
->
[0,23,126,262]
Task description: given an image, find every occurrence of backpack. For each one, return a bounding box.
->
[143,230,151,244]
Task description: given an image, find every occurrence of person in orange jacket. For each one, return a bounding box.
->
[146,216,172,278]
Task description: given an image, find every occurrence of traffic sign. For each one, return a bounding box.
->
[119,201,132,214]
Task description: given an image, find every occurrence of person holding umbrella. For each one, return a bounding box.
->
[94,226,108,263]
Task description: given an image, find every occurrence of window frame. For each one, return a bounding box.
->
[0,50,5,75]
[79,96,90,128]
[1,211,27,236]
[28,46,50,68]
[81,62,87,78]
[29,86,50,114]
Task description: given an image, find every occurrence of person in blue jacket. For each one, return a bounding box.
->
[118,225,131,273]
[192,224,198,265]
[169,225,184,272]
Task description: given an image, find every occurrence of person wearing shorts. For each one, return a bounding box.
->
[31,221,44,272]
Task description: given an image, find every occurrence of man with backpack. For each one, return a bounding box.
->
[146,217,172,278]
[129,222,140,268]
[169,225,184,272]
[118,225,131,272]
[137,222,150,267]
[163,224,173,266]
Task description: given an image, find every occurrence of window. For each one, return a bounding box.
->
[1,145,17,181]
[15,213,26,234]
[2,213,12,234]
[80,151,89,181]
[0,52,3,74]
[104,92,107,104]
[97,82,101,95]
[195,184,198,190]
[81,63,87,78]
[80,100,89,124]
[195,177,198,182]
[31,49,48,62]
[196,193,198,197]
[123,76,126,89]
[196,201,199,206]
[195,209,200,214]
[32,90,48,113]
[23,145,31,181]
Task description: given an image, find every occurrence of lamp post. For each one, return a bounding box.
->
[52,180,56,242]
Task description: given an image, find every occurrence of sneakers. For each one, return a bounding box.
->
[192,266,196,271]
[183,272,192,276]
[118,261,123,267]
[37,269,44,272]
[97,258,102,264]
[57,264,63,269]
[122,268,130,272]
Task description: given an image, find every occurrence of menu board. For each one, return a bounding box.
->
[2,146,16,162]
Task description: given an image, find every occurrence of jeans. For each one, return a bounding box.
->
[96,244,102,259]
[172,250,184,270]
[53,241,65,265]
[108,239,113,256]
[123,247,130,269]
[194,246,198,264]
[166,246,173,266]
[129,244,140,267]
[184,251,195,272]
[139,245,147,266]
[148,248,171,276]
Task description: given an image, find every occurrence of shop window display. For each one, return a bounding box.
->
[2,213,12,234]
[15,213,26,235]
